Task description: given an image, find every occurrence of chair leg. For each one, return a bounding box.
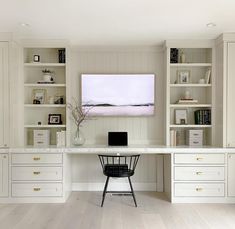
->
[128,176,137,207]
[101,176,109,207]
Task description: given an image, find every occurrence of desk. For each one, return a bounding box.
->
[1,146,235,203]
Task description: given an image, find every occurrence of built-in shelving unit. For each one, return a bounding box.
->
[165,42,214,146]
[23,43,69,146]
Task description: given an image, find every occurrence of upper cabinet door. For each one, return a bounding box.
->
[0,42,9,147]
[227,42,235,147]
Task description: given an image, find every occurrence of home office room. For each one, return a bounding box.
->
[1,0,235,228]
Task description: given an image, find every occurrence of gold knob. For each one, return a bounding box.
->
[33,171,40,175]
[196,172,203,175]
[33,157,41,161]
[33,188,41,191]
[3,155,6,159]
[196,188,203,192]
[196,157,203,161]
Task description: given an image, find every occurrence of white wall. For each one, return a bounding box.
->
[70,46,165,190]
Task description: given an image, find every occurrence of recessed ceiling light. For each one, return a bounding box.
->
[206,23,216,28]
[20,23,30,27]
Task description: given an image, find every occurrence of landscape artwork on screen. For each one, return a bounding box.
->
[81,74,155,116]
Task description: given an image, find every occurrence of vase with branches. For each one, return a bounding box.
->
[67,99,93,145]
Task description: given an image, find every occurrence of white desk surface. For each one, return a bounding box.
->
[5,145,235,154]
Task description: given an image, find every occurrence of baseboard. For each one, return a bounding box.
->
[72,182,157,191]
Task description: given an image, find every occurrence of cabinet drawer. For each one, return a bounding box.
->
[174,167,225,181]
[12,183,63,197]
[174,154,224,164]
[12,167,62,181]
[174,183,224,197]
[12,153,62,164]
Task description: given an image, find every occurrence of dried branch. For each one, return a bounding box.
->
[67,99,93,128]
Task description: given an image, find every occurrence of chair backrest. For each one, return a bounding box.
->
[98,154,140,173]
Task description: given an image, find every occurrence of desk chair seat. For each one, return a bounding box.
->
[98,154,140,207]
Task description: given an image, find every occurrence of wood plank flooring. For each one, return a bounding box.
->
[0,192,235,229]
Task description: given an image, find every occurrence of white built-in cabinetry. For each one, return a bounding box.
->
[165,41,213,146]
[215,34,235,147]
[23,42,69,146]
[0,42,9,147]
[228,154,235,197]
[0,152,9,197]
[172,153,225,202]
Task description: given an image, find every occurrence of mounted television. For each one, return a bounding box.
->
[81,74,155,116]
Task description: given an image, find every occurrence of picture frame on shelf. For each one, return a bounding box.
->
[32,89,46,104]
[48,114,62,125]
[175,109,188,124]
[33,55,40,62]
[177,70,190,84]
[204,68,211,84]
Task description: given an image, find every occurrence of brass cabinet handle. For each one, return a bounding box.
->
[196,188,203,192]
[33,188,41,191]
[33,157,41,161]
[196,157,204,161]
[33,171,41,175]
[196,172,203,175]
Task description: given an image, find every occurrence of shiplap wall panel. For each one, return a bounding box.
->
[70,46,164,187]
[70,46,164,145]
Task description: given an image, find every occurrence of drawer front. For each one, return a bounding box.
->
[174,183,224,197]
[174,167,225,181]
[12,153,62,164]
[12,183,63,197]
[12,167,62,181]
[174,154,225,164]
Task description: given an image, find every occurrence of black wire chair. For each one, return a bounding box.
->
[98,154,140,207]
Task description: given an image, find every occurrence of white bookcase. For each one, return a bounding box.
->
[165,40,214,146]
[23,42,70,146]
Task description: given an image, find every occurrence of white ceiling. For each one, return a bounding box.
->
[1,0,235,45]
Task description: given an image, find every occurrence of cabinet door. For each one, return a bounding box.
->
[0,42,9,147]
[227,43,235,147]
[0,154,8,197]
[228,154,235,196]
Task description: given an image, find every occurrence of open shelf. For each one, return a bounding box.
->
[24,83,66,87]
[170,63,212,67]
[24,104,66,108]
[170,104,212,108]
[170,84,211,87]
[170,125,212,128]
[24,63,66,67]
[24,125,66,128]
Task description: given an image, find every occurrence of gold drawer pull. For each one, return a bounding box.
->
[196,172,203,175]
[196,157,204,161]
[33,157,41,161]
[33,188,41,191]
[196,188,203,192]
[33,171,41,175]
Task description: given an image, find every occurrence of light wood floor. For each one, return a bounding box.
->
[1,192,235,229]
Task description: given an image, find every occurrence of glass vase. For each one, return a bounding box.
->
[73,127,85,146]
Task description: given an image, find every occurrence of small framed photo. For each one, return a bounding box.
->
[32,89,46,104]
[177,70,191,84]
[175,109,187,124]
[33,55,40,62]
[48,114,62,125]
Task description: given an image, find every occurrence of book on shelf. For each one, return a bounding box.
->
[170,130,177,146]
[177,99,198,104]
[194,109,211,125]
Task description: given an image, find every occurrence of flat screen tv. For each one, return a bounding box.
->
[81,74,155,116]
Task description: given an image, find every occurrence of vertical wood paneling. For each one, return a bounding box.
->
[70,46,164,145]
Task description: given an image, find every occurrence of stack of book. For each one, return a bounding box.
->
[58,49,66,63]
[194,109,211,125]
[177,99,198,104]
